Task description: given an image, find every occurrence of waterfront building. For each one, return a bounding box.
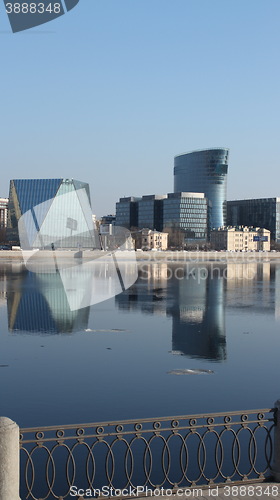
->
[141,228,168,251]
[115,196,140,229]
[7,178,96,248]
[210,226,270,251]
[0,197,8,243]
[163,192,210,242]
[115,192,211,242]
[227,198,280,243]
[138,195,167,231]
[174,148,229,228]
[0,198,8,228]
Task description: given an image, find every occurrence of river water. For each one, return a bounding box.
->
[0,259,280,428]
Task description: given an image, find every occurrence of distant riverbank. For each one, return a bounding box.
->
[0,249,280,263]
[134,250,280,262]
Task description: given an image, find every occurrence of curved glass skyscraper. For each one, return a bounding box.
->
[174,148,229,228]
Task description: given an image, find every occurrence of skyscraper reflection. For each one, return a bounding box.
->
[168,268,226,360]
[116,263,227,361]
[2,259,280,340]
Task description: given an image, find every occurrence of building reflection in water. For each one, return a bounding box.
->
[116,260,280,362]
[0,264,8,308]
[275,267,280,320]
[116,263,226,361]
[7,267,90,334]
[116,262,171,316]
[169,267,226,361]
[5,258,137,334]
[226,262,277,316]
[2,259,280,338]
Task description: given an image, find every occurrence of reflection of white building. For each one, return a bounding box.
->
[226,262,258,281]
[138,262,169,282]
[275,268,280,320]
[226,262,277,315]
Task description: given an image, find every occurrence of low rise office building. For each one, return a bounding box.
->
[115,196,140,229]
[116,192,211,244]
[210,226,270,251]
[162,192,210,242]
[138,195,167,232]
[227,198,280,242]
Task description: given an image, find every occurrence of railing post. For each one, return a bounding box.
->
[271,400,280,481]
[0,417,20,500]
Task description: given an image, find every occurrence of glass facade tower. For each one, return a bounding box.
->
[174,148,229,229]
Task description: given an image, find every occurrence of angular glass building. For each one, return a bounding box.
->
[7,178,96,248]
[174,148,229,229]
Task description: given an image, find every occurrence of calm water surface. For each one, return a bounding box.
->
[0,259,280,428]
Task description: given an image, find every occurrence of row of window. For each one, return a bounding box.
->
[165,209,206,215]
[177,223,207,228]
[165,200,207,205]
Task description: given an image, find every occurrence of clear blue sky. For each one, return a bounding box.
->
[1,0,280,216]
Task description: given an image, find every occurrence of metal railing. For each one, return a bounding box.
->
[19,408,276,499]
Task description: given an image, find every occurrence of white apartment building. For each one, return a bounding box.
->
[210,226,270,251]
[141,228,168,251]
